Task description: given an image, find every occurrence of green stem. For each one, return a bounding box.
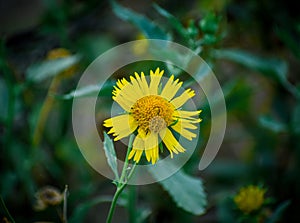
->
[106,184,127,223]
[0,40,15,151]
[128,185,137,223]
[106,134,135,223]
[0,196,16,223]
[63,185,68,223]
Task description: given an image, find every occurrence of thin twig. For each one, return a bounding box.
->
[63,185,68,223]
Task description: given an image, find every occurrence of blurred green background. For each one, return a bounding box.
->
[1,0,300,222]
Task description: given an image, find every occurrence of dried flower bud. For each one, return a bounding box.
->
[34,186,63,211]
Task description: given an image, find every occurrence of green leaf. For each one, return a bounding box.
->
[68,195,119,223]
[292,101,300,134]
[58,80,114,100]
[103,132,119,181]
[275,27,300,59]
[110,0,169,40]
[60,85,101,99]
[266,200,290,223]
[136,208,151,223]
[199,13,219,34]
[153,4,188,41]
[149,163,206,215]
[214,49,288,82]
[259,115,287,133]
[0,78,8,121]
[215,49,300,99]
[0,196,15,223]
[222,79,252,112]
[26,55,80,82]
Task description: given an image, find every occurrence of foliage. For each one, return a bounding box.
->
[1,0,300,222]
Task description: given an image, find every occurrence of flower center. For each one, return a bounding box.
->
[131,95,174,133]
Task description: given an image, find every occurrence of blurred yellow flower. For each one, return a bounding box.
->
[46,48,76,78]
[132,33,149,55]
[234,185,266,214]
[104,67,201,164]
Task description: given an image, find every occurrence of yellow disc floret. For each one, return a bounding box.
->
[131,95,174,134]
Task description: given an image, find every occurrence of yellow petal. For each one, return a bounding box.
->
[128,135,145,162]
[133,134,144,150]
[104,114,138,141]
[170,120,197,140]
[170,89,195,109]
[173,110,202,123]
[134,72,149,95]
[116,79,144,102]
[129,75,144,98]
[149,68,164,94]
[144,133,159,162]
[160,75,183,100]
[150,145,159,164]
[128,149,143,163]
[112,95,132,112]
[159,128,185,158]
[144,132,158,151]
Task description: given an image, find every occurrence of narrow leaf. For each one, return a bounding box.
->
[68,196,115,223]
[153,4,188,41]
[214,49,288,82]
[57,80,115,100]
[292,101,300,134]
[275,27,300,59]
[266,200,290,223]
[103,132,119,180]
[215,49,300,99]
[0,196,16,223]
[59,84,101,100]
[149,163,206,215]
[110,0,169,40]
[259,115,287,133]
[26,55,80,83]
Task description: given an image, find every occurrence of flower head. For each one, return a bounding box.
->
[104,67,201,164]
[234,185,266,214]
[46,48,76,78]
[34,186,63,211]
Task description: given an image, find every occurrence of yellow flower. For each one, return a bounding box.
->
[234,185,266,214]
[46,48,76,78]
[132,33,149,55]
[104,67,201,164]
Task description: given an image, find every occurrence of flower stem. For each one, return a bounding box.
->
[128,185,137,223]
[63,185,68,223]
[106,134,135,223]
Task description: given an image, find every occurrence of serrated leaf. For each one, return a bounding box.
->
[103,132,119,181]
[26,55,80,83]
[110,0,169,40]
[149,163,206,215]
[266,200,290,223]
